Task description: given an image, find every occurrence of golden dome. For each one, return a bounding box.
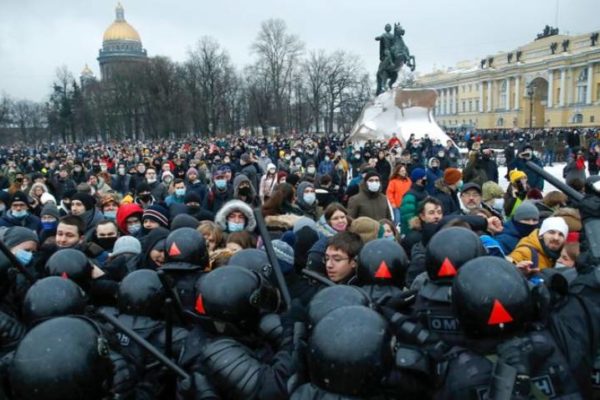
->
[102,3,141,43]
[81,64,94,76]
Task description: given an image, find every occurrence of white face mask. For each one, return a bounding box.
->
[307,166,316,174]
[147,177,157,184]
[367,181,381,192]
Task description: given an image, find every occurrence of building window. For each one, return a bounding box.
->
[469,100,473,112]
[577,68,588,104]
[497,117,504,127]
[500,80,508,110]
[475,100,480,111]
[591,116,595,123]
[573,113,584,124]
[462,101,466,112]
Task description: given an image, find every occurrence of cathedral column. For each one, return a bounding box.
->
[479,81,484,112]
[560,68,566,107]
[547,70,554,108]
[587,63,594,104]
[514,77,520,110]
[487,81,492,112]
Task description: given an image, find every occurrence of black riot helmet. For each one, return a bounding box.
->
[308,285,371,327]
[118,269,166,319]
[10,316,112,400]
[194,265,280,324]
[164,227,208,268]
[452,256,534,338]
[308,305,392,396]
[357,239,409,287]
[426,227,486,282]
[229,249,274,282]
[22,276,86,326]
[45,249,92,291]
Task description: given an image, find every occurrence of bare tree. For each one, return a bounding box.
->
[303,50,330,132]
[251,18,304,131]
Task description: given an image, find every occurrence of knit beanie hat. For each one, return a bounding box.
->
[183,191,202,204]
[513,201,539,222]
[71,192,96,211]
[111,236,142,258]
[509,169,527,185]
[186,167,199,177]
[364,170,381,182]
[143,204,170,228]
[10,191,29,206]
[3,226,39,248]
[294,225,319,271]
[443,168,462,185]
[539,217,569,238]
[410,168,427,182]
[40,192,57,205]
[482,181,504,202]
[171,214,200,230]
[263,239,294,274]
[349,217,383,244]
[40,203,60,220]
[293,216,318,234]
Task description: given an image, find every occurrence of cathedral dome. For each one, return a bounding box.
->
[102,3,141,43]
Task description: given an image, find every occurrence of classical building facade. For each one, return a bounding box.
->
[416,27,600,129]
[96,2,147,80]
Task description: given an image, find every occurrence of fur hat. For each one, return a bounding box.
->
[482,181,504,202]
[349,217,383,244]
[214,200,256,232]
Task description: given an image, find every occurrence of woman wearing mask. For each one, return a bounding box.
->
[296,182,321,221]
[386,164,411,225]
[259,163,278,203]
[100,194,120,222]
[28,182,49,216]
[3,226,39,268]
[316,202,351,237]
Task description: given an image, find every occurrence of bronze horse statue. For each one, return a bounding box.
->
[376,23,416,95]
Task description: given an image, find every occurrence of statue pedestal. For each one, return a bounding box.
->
[349,87,451,145]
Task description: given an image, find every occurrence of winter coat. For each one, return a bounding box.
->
[425,167,443,195]
[203,185,233,214]
[347,183,391,221]
[116,203,144,235]
[462,157,488,187]
[495,220,535,255]
[232,174,260,208]
[0,211,41,231]
[509,229,556,270]
[399,184,428,234]
[386,177,412,208]
[214,199,257,233]
[508,157,544,191]
[240,163,261,194]
[315,215,338,238]
[563,157,586,184]
[147,181,168,202]
[432,179,460,215]
[259,174,278,203]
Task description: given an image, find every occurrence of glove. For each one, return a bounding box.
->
[496,335,553,377]
[0,311,25,349]
[109,351,138,398]
[177,372,219,400]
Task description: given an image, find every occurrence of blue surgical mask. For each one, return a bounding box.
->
[303,193,316,205]
[128,223,141,235]
[215,179,227,190]
[15,249,33,266]
[227,221,245,232]
[42,221,57,231]
[103,210,117,221]
[12,210,28,218]
[175,188,186,197]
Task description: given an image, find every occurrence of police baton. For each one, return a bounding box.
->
[301,268,336,287]
[525,161,584,202]
[253,208,292,311]
[96,308,190,381]
[0,238,35,283]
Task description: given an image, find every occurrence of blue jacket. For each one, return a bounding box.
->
[495,220,530,255]
[0,211,41,231]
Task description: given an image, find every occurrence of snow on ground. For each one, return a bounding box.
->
[497,163,569,194]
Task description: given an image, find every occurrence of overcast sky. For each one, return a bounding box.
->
[0,0,597,102]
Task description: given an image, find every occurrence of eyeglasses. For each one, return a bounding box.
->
[324,256,350,264]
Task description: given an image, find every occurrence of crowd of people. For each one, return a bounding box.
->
[0,129,600,399]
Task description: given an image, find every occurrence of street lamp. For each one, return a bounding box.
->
[527,83,536,130]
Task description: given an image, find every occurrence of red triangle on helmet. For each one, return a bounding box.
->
[61,272,69,279]
[195,295,206,314]
[438,257,457,277]
[374,261,392,279]
[169,242,182,257]
[487,299,513,325]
